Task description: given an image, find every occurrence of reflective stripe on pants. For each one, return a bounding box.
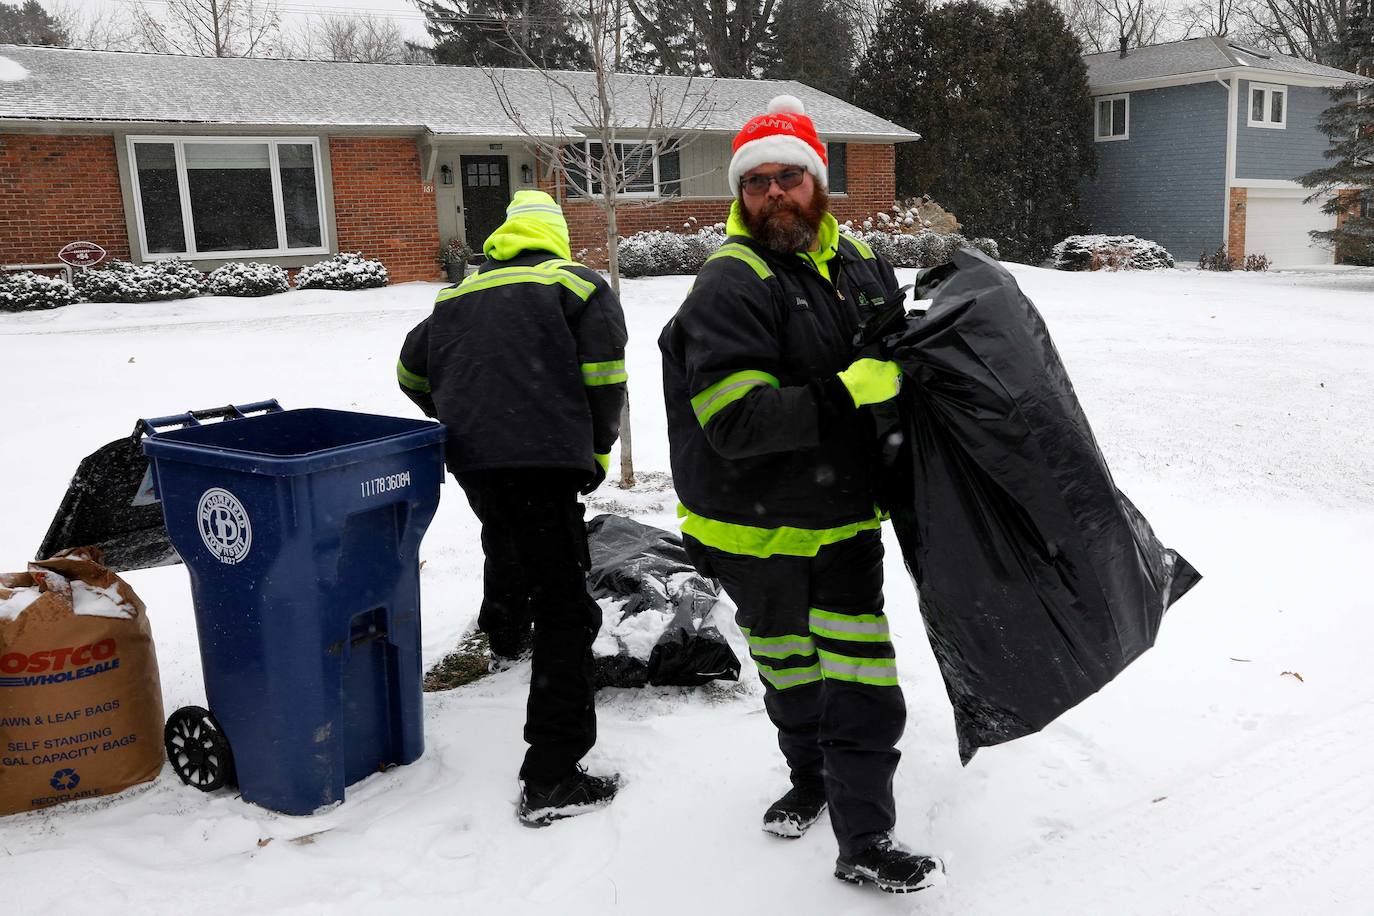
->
[688,528,905,856]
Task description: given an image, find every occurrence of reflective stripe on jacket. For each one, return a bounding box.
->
[399,245,627,476]
[659,210,902,553]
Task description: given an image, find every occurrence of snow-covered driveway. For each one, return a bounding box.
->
[2,263,1371,913]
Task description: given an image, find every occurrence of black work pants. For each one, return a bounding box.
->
[456,469,600,785]
[688,529,906,856]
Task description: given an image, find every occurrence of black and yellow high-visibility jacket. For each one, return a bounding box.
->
[397,192,627,477]
[658,202,902,558]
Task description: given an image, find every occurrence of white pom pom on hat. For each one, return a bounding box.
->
[766,94,806,115]
[728,94,828,196]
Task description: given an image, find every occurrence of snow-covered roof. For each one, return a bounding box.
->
[0,44,918,142]
[1085,36,1365,90]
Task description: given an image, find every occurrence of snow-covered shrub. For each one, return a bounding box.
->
[619,231,688,277]
[618,224,728,278]
[206,262,290,297]
[1197,246,1234,271]
[0,271,82,312]
[681,224,728,271]
[1051,235,1174,272]
[1196,248,1271,272]
[156,258,208,294]
[833,198,996,268]
[294,252,389,291]
[969,236,1000,260]
[841,227,999,268]
[74,259,205,303]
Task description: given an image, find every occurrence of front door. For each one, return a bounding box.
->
[460,155,510,257]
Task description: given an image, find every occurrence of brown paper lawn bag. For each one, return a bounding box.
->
[0,547,165,815]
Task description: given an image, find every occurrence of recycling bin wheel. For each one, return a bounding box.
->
[165,705,237,792]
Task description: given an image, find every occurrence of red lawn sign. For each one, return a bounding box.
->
[58,241,107,269]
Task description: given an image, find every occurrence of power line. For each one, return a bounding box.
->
[110,0,587,27]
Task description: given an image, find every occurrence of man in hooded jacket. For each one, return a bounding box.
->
[398,190,627,827]
[659,97,945,892]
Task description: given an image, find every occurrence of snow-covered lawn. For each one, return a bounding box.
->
[3,264,1372,913]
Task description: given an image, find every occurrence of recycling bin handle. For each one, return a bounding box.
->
[133,400,284,439]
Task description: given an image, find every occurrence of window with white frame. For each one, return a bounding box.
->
[566,140,680,198]
[1095,94,1129,141]
[128,137,328,258]
[1248,83,1287,128]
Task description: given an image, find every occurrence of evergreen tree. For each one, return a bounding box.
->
[1300,0,1374,264]
[999,0,1096,260]
[625,0,778,77]
[0,0,69,45]
[623,0,710,74]
[852,0,1095,263]
[764,0,855,98]
[853,0,1016,247]
[415,0,591,70]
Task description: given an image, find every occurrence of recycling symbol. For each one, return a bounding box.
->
[50,768,80,791]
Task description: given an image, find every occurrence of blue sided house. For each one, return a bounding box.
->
[1081,37,1366,266]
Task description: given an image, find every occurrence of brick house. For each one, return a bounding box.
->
[0,45,917,283]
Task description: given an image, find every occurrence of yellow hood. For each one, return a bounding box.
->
[482,190,573,261]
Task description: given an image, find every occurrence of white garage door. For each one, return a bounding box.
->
[1245,191,1338,267]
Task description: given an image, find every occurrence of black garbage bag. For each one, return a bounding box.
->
[38,402,283,572]
[585,514,741,689]
[881,248,1201,763]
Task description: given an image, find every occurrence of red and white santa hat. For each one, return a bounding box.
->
[728,94,828,196]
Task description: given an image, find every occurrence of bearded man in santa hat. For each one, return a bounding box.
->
[659,96,945,893]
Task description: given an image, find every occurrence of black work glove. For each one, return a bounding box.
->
[580,453,609,495]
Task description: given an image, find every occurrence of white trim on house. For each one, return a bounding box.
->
[1221,75,1237,249]
[125,134,330,261]
[1095,93,1130,142]
[1246,82,1288,129]
[1091,67,1352,96]
[1232,178,1310,190]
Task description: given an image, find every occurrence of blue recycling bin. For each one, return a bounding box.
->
[142,405,446,815]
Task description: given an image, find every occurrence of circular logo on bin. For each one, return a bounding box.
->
[198,487,252,565]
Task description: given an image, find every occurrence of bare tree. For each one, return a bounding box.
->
[1057,0,1113,51]
[1095,0,1171,51]
[1056,0,1170,51]
[487,0,719,486]
[838,0,894,58]
[48,1,140,48]
[286,12,412,63]
[131,0,281,58]
[1237,0,1356,63]
[1174,0,1240,36]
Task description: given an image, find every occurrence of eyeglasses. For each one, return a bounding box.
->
[740,167,807,196]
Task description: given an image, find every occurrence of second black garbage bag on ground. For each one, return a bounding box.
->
[585,514,740,689]
[880,248,1201,763]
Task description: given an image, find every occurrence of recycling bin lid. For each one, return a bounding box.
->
[142,408,446,477]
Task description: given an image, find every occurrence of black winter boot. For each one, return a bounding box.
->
[517,767,620,827]
[762,783,828,838]
[834,835,944,893]
[488,627,534,673]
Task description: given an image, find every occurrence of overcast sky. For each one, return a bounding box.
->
[56,0,436,47]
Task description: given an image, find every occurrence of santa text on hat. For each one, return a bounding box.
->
[730,94,832,255]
